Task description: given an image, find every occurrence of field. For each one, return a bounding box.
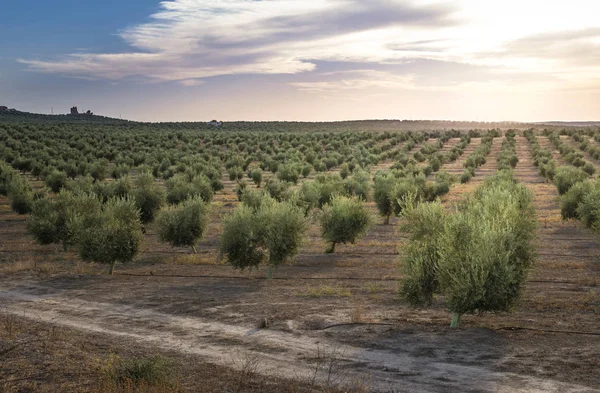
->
[0,119,599,393]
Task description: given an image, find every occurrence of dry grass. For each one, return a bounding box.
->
[169,254,218,265]
[301,285,352,298]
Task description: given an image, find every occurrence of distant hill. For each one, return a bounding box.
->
[536,121,600,127]
[0,108,131,124]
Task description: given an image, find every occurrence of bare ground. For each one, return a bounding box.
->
[1,134,599,392]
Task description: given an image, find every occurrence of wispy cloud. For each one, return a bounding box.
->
[19,0,456,82]
[17,0,600,95]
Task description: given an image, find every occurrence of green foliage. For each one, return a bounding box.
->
[250,168,262,187]
[44,170,69,192]
[220,199,307,277]
[373,174,396,224]
[400,173,536,326]
[240,188,270,211]
[228,166,244,181]
[165,174,213,204]
[108,356,176,388]
[343,169,370,201]
[554,166,589,195]
[27,190,101,251]
[7,175,34,214]
[264,178,291,202]
[277,163,301,184]
[400,201,446,305]
[560,180,596,220]
[93,177,132,202]
[156,197,210,252]
[576,187,600,230]
[133,172,166,224]
[320,195,372,253]
[74,197,143,274]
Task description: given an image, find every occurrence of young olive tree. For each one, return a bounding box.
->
[7,176,35,214]
[320,195,372,253]
[399,201,446,306]
[165,173,213,205]
[132,172,166,224]
[27,190,101,251]
[45,170,69,193]
[156,196,210,253]
[554,166,589,195]
[400,174,536,327]
[75,197,143,275]
[373,174,396,224]
[220,198,307,278]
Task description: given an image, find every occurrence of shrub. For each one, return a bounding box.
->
[250,169,262,187]
[554,166,589,195]
[220,200,307,278]
[297,181,320,213]
[27,191,101,251]
[156,197,210,253]
[264,178,291,202]
[583,162,596,176]
[373,174,396,224]
[460,170,472,184]
[74,197,143,274]
[576,188,600,230]
[228,166,244,181]
[106,355,177,388]
[165,174,213,204]
[400,173,536,327]
[277,163,300,184]
[301,164,312,178]
[400,201,446,305]
[320,195,372,253]
[343,170,370,201]
[7,176,34,214]
[45,170,69,193]
[133,172,166,224]
[560,180,595,220]
[240,188,270,211]
[90,161,108,182]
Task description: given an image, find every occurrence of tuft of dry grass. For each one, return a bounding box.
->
[301,285,352,298]
[169,254,217,265]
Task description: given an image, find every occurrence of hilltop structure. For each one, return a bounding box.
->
[70,106,94,116]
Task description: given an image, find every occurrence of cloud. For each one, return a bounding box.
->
[17,0,600,96]
[19,0,457,82]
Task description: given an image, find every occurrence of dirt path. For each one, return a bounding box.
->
[1,283,597,393]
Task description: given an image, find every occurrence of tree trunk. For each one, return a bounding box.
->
[267,265,273,279]
[385,214,390,225]
[62,240,68,252]
[327,241,336,253]
[108,260,116,275]
[192,245,197,254]
[450,313,461,328]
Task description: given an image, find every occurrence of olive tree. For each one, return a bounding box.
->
[220,199,307,278]
[165,173,213,205]
[554,166,588,195]
[156,196,210,253]
[7,176,35,214]
[27,190,101,251]
[44,170,69,193]
[400,174,536,327]
[373,174,396,224]
[75,197,143,275]
[132,172,166,224]
[320,195,372,253]
[399,201,446,306]
[250,169,262,187]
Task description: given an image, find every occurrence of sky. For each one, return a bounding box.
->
[1,0,600,122]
